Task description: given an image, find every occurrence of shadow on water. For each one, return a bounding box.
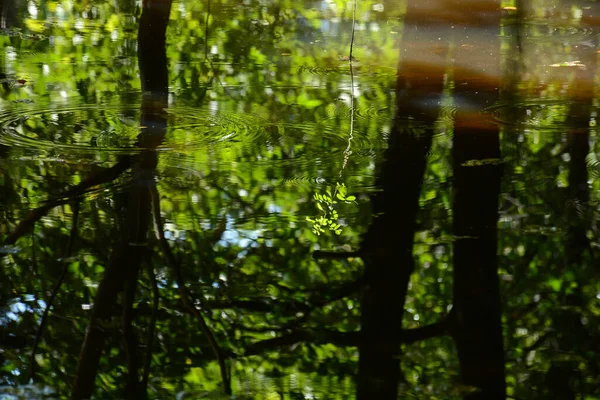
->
[1,0,600,399]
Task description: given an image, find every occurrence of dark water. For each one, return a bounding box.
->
[1,0,599,399]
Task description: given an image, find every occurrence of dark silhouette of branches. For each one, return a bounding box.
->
[141,256,160,394]
[27,201,80,382]
[313,250,362,259]
[5,158,131,245]
[123,258,140,397]
[240,310,454,357]
[150,186,231,395]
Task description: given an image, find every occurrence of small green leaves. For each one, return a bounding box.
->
[307,183,356,236]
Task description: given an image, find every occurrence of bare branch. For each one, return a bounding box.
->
[27,201,80,382]
[141,257,160,393]
[150,186,231,395]
[239,311,455,357]
[6,158,130,245]
[313,250,362,260]
[241,329,358,357]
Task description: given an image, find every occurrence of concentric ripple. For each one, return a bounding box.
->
[484,100,576,132]
[521,20,595,42]
[163,105,268,150]
[0,101,143,155]
[0,100,274,155]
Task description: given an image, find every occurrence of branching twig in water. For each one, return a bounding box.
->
[149,186,231,395]
[27,201,80,383]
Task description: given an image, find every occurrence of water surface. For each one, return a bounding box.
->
[1,0,600,399]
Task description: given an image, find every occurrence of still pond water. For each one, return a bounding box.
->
[1,0,600,399]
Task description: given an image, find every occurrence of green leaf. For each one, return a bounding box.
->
[345,195,356,201]
[547,278,562,292]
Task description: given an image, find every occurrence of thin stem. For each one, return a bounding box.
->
[349,0,357,61]
[341,62,355,176]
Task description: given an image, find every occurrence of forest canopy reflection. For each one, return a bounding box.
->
[1,0,600,399]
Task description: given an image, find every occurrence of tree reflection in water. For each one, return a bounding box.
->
[1,0,600,399]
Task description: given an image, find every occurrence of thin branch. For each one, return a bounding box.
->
[241,329,358,357]
[341,49,355,175]
[203,0,211,61]
[31,228,38,274]
[6,158,130,245]
[150,186,231,395]
[27,201,80,382]
[349,0,357,61]
[400,311,454,345]
[205,298,308,313]
[240,311,455,357]
[123,263,140,397]
[206,276,363,318]
[141,257,160,393]
[313,250,362,260]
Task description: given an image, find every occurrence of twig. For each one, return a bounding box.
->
[31,228,37,274]
[204,0,211,61]
[401,309,454,345]
[141,257,159,393]
[242,329,358,357]
[27,201,80,382]
[123,261,140,397]
[150,186,231,395]
[6,158,130,245]
[240,313,454,357]
[341,32,356,176]
[349,0,357,61]
[313,250,362,259]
